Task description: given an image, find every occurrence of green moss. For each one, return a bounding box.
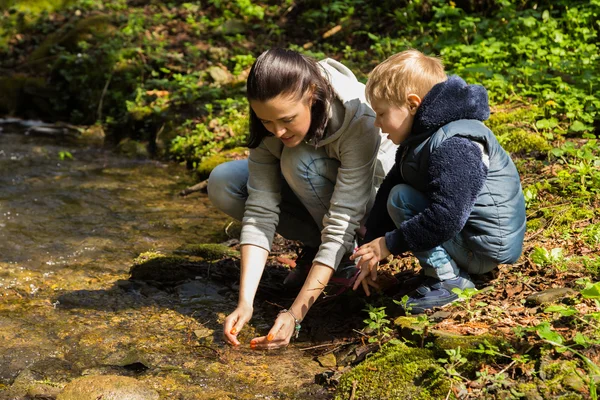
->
[174,244,239,260]
[498,128,551,154]
[487,106,551,154]
[0,0,71,14]
[196,154,229,179]
[517,382,542,399]
[132,251,186,267]
[539,359,582,398]
[116,138,149,158]
[527,217,546,232]
[196,147,246,179]
[334,343,449,400]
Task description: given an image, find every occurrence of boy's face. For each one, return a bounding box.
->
[371,97,418,145]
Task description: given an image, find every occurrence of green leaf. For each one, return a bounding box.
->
[573,332,590,348]
[544,305,577,317]
[570,120,588,132]
[581,282,600,299]
[535,322,564,345]
[536,118,558,129]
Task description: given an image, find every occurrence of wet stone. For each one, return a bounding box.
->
[526,288,578,306]
[176,280,226,305]
[57,375,159,400]
[102,349,151,371]
[0,346,58,383]
[316,353,337,368]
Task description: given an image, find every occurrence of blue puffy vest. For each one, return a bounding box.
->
[399,119,526,264]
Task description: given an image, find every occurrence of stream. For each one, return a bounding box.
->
[0,120,335,399]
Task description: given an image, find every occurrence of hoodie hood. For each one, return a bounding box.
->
[411,75,490,137]
[310,58,373,146]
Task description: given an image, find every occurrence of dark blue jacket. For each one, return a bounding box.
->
[364,76,526,264]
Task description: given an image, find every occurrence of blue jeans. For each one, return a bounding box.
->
[387,184,498,280]
[207,143,341,248]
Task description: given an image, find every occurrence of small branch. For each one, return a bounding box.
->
[349,380,358,400]
[97,73,113,122]
[179,179,208,196]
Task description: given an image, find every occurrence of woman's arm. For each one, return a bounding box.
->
[223,244,268,345]
[224,140,282,346]
[250,262,334,349]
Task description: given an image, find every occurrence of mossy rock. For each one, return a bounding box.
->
[498,128,551,154]
[57,375,158,400]
[129,252,192,283]
[174,243,239,260]
[432,331,504,353]
[196,147,247,179]
[534,357,592,399]
[116,138,150,158]
[488,106,551,154]
[334,342,449,400]
[527,217,546,232]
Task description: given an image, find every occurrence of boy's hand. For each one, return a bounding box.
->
[350,237,391,296]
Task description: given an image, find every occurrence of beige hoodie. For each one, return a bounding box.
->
[240,58,396,270]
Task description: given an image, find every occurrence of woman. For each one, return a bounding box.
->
[208,48,396,349]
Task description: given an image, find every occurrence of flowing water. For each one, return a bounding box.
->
[0,121,332,399]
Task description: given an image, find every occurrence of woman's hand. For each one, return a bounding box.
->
[350,237,391,295]
[249,310,296,350]
[223,303,254,346]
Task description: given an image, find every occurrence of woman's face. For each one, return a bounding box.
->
[250,92,312,148]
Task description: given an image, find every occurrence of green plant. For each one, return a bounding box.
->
[393,294,413,315]
[58,151,73,160]
[451,287,485,316]
[530,322,600,400]
[363,304,396,348]
[549,139,600,197]
[530,246,565,267]
[437,347,468,385]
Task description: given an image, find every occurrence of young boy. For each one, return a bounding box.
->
[351,49,526,313]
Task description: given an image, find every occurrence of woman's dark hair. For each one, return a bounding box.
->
[246,48,334,148]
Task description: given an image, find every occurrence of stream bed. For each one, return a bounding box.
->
[0,121,335,399]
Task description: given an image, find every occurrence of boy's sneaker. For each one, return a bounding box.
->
[403,270,475,314]
[283,246,319,289]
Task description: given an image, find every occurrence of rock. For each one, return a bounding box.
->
[174,243,239,260]
[80,124,106,143]
[526,288,578,306]
[102,349,151,372]
[207,46,229,62]
[176,281,225,306]
[316,353,337,368]
[429,311,452,321]
[562,372,586,392]
[116,138,150,158]
[206,66,232,85]
[57,375,159,400]
[213,19,247,35]
[0,345,58,383]
[334,342,449,399]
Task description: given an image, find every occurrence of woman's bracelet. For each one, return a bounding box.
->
[279,308,301,339]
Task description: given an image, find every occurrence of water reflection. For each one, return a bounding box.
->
[0,120,333,399]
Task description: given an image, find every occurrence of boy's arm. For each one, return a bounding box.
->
[363,164,401,242]
[384,137,487,255]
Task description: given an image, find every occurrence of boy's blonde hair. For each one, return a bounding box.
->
[366,49,447,106]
